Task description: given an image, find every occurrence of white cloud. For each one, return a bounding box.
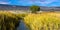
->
[0,1,9,4]
[34,0,57,4]
[19,0,59,6]
[19,1,34,5]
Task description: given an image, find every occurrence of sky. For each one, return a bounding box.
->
[0,0,60,6]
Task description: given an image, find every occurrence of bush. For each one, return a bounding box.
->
[30,5,40,13]
[0,12,22,30]
[50,9,55,12]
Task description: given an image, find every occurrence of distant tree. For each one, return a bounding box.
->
[50,9,55,12]
[30,5,40,13]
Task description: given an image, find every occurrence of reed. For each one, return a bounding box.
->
[0,11,22,30]
[24,12,60,30]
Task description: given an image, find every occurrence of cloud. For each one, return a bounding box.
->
[19,0,60,6]
[19,1,34,5]
[0,1,9,4]
[22,0,57,5]
[35,0,57,4]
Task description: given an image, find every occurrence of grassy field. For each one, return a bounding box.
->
[0,11,60,30]
[24,12,60,30]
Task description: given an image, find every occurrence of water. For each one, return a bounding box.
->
[17,20,28,30]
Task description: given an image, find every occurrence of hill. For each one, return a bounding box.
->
[0,4,60,11]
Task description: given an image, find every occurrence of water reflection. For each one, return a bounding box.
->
[17,20,28,30]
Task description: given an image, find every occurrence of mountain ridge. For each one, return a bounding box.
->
[0,4,60,8]
[0,4,60,11]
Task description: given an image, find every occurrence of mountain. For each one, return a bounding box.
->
[0,4,30,11]
[0,4,60,11]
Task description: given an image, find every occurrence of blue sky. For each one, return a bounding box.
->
[0,0,60,6]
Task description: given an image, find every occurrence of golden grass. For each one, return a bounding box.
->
[0,11,22,30]
[24,12,60,30]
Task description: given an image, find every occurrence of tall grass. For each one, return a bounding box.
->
[0,11,22,30]
[24,13,60,30]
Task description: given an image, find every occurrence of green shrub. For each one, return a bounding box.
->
[50,9,55,12]
[30,5,40,13]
